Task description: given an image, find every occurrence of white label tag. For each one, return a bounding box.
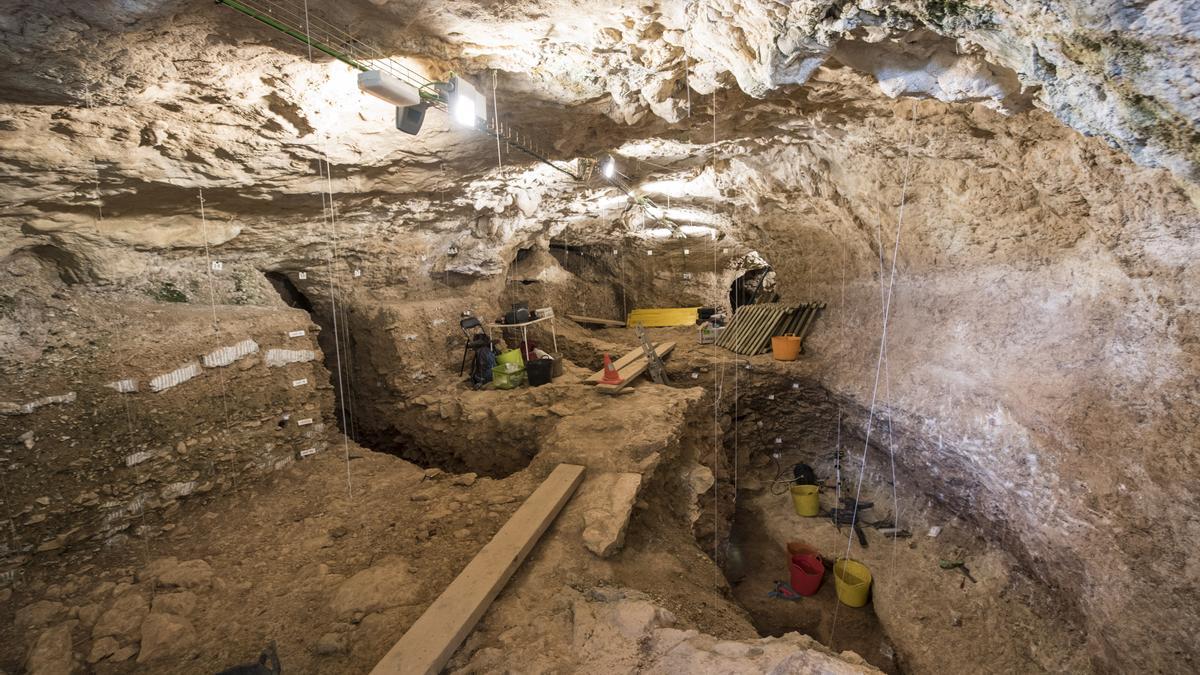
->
[353,269,362,278]
[125,451,154,467]
[646,250,653,256]
[298,272,307,280]
[287,330,306,338]
[775,437,782,444]
[211,261,223,271]
[297,418,313,426]
[292,378,308,387]
[767,394,774,400]
[612,249,618,255]
[299,447,317,458]
[792,383,800,390]
[683,248,690,255]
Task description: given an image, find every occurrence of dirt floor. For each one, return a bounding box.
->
[1,319,1092,674]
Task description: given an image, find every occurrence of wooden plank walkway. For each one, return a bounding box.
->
[593,342,676,394]
[369,464,586,675]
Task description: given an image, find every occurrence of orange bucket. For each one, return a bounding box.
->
[772,335,801,361]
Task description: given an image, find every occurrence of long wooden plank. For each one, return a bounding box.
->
[595,342,676,394]
[370,464,586,675]
[567,314,626,327]
[585,342,661,384]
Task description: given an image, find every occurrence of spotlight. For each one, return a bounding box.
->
[449,76,486,129]
[602,156,616,179]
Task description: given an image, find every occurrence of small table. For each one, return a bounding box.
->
[487,314,559,354]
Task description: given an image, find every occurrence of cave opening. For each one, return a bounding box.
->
[729,266,773,312]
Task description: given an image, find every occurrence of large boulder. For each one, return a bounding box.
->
[25,621,79,675]
[92,592,148,641]
[580,472,643,558]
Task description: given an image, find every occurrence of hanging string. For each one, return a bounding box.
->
[320,153,354,498]
[830,99,919,650]
[492,71,503,169]
[198,188,232,425]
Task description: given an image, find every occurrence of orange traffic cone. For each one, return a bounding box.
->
[599,352,624,385]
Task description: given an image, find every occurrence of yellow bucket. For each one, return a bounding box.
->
[790,485,820,517]
[833,559,873,607]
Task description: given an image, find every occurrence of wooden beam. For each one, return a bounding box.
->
[369,464,586,675]
[567,314,626,327]
[584,342,662,384]
[595,341,676,394]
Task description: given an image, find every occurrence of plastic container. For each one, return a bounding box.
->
[833,558,873,607]
[548,353,564,378]
[789,554,825,596]
[790,484,820,517]
[496,349,524,368]
[491,365,525,390]
[787,540,820,558]
[527,358,553,387]
[772,335,801,361]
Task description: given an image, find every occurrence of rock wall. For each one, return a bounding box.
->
[0,279,334,573]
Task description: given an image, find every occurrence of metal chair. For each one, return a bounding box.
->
[460,316,491,376]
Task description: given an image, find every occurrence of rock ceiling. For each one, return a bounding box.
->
[0,0,1196,278]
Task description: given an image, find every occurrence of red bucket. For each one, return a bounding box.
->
[789,553,825,596]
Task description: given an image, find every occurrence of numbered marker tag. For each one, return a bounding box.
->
[792,382,800,390]
[745,364,752,370]
[767,394,774,400]
[646,250,653,256]
[287,330,306,338]
[612,249,619,256]
[721,248,729,254]
[775,437,783,445]
[353,269,362,278]
[683,248,690,255]
[292,378,308,388]
[210,261,223,271]
[690,372,699,379]
[298,272,307,280]
[299,447,317,458]
[297,418,313,426]
[682,272,692,280]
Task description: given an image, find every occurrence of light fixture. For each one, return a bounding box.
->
[357,70,421,107]
[602,156,616,179]
[449,76,486,129]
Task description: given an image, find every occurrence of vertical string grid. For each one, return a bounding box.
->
[320,154,354,498]
[829,99,919,650]
[492,70,503,169]
[198,188,232,425]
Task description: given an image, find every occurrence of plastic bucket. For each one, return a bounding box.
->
[790,484,820,517]
[787,540,820,558]
[772,335,801,361]
[833,559,873,607]
[789,554,825,596]
[496,349,524,368]
[527,358,553,387]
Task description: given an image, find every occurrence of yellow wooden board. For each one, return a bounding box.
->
[626,307,700,327]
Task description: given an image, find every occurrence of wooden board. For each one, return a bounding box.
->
[369,464,586,675]
[567,314,625,327]
[585,342,669,384]
[594,341,676,394]
[626,307,699,327]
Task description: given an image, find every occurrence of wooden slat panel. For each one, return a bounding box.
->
[369,464,586,675]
